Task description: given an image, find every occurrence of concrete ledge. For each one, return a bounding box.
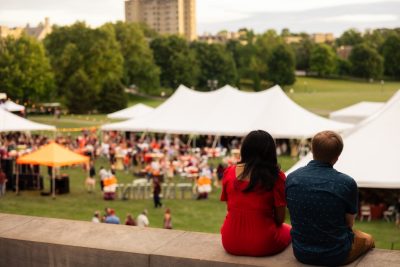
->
[0,213,399,267]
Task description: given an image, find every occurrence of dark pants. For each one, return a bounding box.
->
[154,194,162,208]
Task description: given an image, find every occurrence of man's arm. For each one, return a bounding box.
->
[345,213,355,228]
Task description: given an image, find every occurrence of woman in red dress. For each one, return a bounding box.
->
[220,130,291,256]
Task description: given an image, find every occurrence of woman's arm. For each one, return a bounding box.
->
[274,206,286,226]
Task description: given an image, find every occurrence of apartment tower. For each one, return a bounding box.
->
[125,0,197,41]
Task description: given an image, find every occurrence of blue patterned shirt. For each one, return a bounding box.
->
[286,160,358,266]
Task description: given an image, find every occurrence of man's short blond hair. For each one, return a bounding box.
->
[312,131,343,163]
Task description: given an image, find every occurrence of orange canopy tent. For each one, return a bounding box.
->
[16,142,89,197]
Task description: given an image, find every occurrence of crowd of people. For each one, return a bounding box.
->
[2,127,400,265]
[91,207,172,229]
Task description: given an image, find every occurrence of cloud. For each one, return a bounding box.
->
[198,1,400,35]
[321,14,398,23]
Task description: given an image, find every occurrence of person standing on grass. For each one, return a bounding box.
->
[153,177,162,208]
[99,166,108,191]
[220,130,291,256]
[286,131,374,266]
[395,196,400,228]
[0,167,7,196]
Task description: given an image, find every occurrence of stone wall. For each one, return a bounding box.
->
[0,213,399,267]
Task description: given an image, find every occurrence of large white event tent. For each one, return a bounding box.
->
[329,101,384,124]
[286,90,400,188]
[102,85,352,139]
[0,108,55,132]
[0,100,25,112]
[107,103,154,120]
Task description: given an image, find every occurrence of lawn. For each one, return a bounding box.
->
[1,156,399,249]
[288,77,400,116]
[3,76,400,250]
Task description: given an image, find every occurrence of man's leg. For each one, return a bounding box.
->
[343,230,375,265]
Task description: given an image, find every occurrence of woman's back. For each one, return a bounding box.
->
[220,165,291,256]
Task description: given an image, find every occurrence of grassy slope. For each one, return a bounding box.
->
[289,77,400,116]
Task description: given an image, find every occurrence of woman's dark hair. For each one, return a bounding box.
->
[238,130,279,192]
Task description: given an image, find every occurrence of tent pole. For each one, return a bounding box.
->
[186,135,193,147]
[52,166,56,199]
[15,162,19,196]
[212,135,219,149]
[140,132,147,142]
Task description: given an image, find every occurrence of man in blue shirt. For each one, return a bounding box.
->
[286,131,374,266]
[104,209,120,224]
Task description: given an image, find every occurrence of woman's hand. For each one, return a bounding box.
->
[274,206,286,226]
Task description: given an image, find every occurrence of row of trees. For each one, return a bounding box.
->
[0,22,399,113]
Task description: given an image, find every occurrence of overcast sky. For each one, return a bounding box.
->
[0,0,399,36]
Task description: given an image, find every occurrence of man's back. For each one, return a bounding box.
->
[137,214,149,227]
[286,160,358,266]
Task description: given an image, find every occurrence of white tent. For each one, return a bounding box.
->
[0,108,55,132]
[0,100,25,112]
[107,103,154,120]
[329,101,384,124]
[101,85,353,139]
[286,90,400,188]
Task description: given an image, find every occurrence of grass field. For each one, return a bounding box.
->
[289,77,400,116]
[2,77,400,250]
[1,156,399,249]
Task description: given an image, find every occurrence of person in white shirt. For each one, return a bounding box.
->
[137,209,149,227]
[99,166,108,191]
[91,211,100,223]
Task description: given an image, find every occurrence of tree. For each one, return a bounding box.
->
[309,44,336,76]
[64,69,96,114]
[349,43,383,79]
[251,30,284,89]
[150,35,199,88]
[226,40,256,85]
[111,22,160,93]
[45,22,125,113]
[381,35,400,79]
[97,79,127,113]
[267,44,296,86]
[192,42,238,90]
[0,35,55,102]
[291,36,314,71]
[336,58,352,76]
[336,29,364,46]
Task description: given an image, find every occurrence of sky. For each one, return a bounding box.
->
[0,0,399,36]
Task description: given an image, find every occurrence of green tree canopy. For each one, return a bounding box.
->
[150,35,199,89]
[44,22,125,113]
[267,44,296,86]
[250,30,284,90]
[192,42,238,90]
[110,21,160,93]
[336,29,364,46]
[349,43,383,79]
[291,36,314,71]
[226,40,256,85]
[309,44,336,77]
[97,79,127,113]
[381,35,400,79]
[0,35,55,102]
[64,69,96,113]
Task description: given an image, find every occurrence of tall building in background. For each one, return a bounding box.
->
[125,0,197,41]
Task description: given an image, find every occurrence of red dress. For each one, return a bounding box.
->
[220,165,291,256]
